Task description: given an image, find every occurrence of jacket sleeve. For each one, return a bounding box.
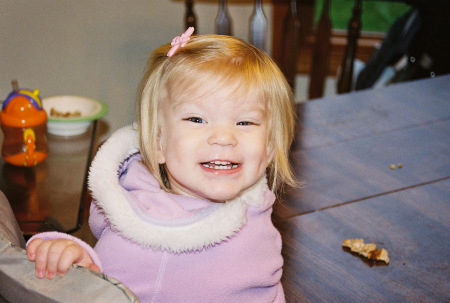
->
[88,199,109,240]
[26,231,103,271]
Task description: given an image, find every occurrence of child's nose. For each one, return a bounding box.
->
[207,127,238,147]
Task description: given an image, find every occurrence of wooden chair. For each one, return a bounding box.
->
[183,0,379,99]
[185,0,270,52]
[273,0,368,98]
[336,0,362,94]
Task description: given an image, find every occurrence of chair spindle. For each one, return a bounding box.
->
[308,0,332,99]
[280,0,301,89]
[337,0,362,94]
[216,0,232,35]
[250,0,268,51]
[185,0,197,33]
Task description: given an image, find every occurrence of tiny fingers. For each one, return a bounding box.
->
[33,240,54,278]
[26,238,44,261]
[31,239,85,279]
[55,243,85,276]
[88,263,101,273]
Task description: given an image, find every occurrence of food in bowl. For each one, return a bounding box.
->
[50,108,82,118]
[42,95,108,136]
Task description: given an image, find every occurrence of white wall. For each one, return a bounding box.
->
[1,0,273,138]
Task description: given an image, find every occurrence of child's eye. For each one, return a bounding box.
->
[237,121,255,126]
[185,117,205,123]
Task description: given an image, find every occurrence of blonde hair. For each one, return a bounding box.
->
[137,34,296,192]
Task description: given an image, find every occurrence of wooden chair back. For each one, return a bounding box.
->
[183,0,368,99]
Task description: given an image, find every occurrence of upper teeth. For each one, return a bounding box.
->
[203,161,238,169]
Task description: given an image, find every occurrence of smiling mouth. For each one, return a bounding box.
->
[201,161,239,170]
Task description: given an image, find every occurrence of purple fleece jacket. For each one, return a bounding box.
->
[29,125,285,303]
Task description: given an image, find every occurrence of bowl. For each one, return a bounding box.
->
[42,95,108,136]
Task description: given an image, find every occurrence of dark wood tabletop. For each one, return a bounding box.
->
[277,179,449,302]
[275,75,450,219]
[0,122,98,236]
[274,75,450,302]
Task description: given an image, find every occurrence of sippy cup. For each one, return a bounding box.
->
[1,81,49,166]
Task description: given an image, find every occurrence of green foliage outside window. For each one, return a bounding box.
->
[315,0,411,33]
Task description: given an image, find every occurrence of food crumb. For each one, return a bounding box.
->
[390,164,396,170]
[342,238,389,264]
[397,163,403,168]
[50,107,82,118]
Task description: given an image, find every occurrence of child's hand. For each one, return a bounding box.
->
[27,238,100,279]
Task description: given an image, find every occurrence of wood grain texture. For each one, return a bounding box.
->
[275,120,450,218]
[275,179,450,302]
[273,75,450,302]
[274,76,450,219]
[293,75,450,151]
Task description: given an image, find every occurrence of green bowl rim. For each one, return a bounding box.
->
[45,97,108,123]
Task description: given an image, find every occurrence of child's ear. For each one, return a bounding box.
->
[156,131,166,164]
[266,142,275,165]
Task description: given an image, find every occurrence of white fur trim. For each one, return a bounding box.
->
[88,125,267,253]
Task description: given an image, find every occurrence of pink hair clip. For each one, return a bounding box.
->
[167,27,195,57]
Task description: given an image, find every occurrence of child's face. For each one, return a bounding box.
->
[157,86,273,202]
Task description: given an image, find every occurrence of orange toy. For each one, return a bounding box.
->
[1,81,49,166]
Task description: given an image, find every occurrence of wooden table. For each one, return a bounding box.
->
[0,122,98,236]
[274,75,450,302]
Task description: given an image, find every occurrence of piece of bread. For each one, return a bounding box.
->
[342,238,389,264]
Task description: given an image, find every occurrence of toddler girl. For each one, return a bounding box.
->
[27,28,296,303]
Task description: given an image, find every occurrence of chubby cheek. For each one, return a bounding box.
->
[157,128,195,166]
